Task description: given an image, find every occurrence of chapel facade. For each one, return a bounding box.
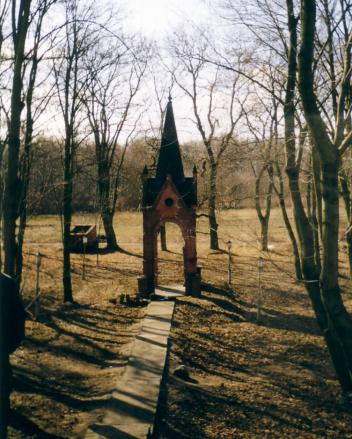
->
[138,97,201,297]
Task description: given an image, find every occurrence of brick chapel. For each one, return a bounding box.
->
[138,97,201,297]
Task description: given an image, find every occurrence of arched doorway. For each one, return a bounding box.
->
[156,222,185,286]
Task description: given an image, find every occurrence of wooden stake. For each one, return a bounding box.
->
[257,257,263,323]
[34,252,42,319]
[82,236,87,280]
[226,240,232,288]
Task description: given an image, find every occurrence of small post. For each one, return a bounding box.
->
[96,221,101,267]
[96,235,99,267]
[226,240,232,288]
[257,256,264,323]
[82,236,88,280]
[34,252,42,319]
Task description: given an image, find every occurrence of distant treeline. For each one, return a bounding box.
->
[28,136,286,215]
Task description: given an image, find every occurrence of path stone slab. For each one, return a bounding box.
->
[85,286,183,438]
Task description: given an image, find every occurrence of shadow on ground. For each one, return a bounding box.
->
[11,298,143,438]
[155,281,352,439]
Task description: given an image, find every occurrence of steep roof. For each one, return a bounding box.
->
[142,97,197,208]
[155,97,185,184]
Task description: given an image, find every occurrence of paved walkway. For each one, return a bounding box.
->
[85,286,183,439]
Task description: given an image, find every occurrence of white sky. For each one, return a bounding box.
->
[37,0,233,145]
[122,0,210,38]
[118,0,216,143]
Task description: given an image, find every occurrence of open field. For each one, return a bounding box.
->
[8,208,352,438]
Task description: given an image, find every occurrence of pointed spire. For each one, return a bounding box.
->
[155,97,185,184]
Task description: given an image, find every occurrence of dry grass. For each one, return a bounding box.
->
[8,208,352,438]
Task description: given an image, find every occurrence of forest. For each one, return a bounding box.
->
[1,0,352,438]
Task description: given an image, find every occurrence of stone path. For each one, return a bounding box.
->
[85,285,183,439]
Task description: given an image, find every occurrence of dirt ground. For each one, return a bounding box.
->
[7,209,352,438]
[155,210,352,438]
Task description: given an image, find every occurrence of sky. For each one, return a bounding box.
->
[119,0,217,143]
[122,0,211,38]
[42,0,229,145]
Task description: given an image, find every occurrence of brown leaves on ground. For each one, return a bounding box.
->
[8,210,352,438]
[10,297,144,438]
[157,261,352,438]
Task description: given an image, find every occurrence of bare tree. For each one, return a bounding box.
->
[83,35,148,250]
[317,0,352,278]
[244,94,277,252]
[169,32,245,250]
[298,0,352,389]
[15,0,57,284]
[0,0,11,271]
[2,0,32,277]
[212,0,352,390]
[53,0,96,302]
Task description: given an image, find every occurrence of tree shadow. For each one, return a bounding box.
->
[114,246,144,259]
[88,423,149,439]
[13,362,112,404]
[9,409,64,439]
[11,297,143,437]
[159,249,183,255]
[201,282,233,297]
[170,284,326,391]
[208,247,235,256]
[156,368,320,438]
[199,284,320,337]
[156,284,346,438]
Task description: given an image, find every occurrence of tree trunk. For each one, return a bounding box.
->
[320,161,352,370]
[263,180,273,251]
[301,177,348,389]
[16,22,43,283]
[160,224,167,251]
[16,149,31,286]
[285,0,352,389]
[255,166,273,252]
[208,162,219,250]
[0,142,5,272]
[339,171,352,278]
[307,154,321,275]
[260,217,269,251]
[62,142,73,303]
[311,179,321,274]
[346,226,352,279]
[102,211,118,250]
[15,209,26,286]
[305,281,352,392]
[288,166,352,390]
[97,157,119,251]
[277,192,302,280]
[299,0,352,373]
[16,76,35,284]
[312,147,323,240]
[3,0,31,277]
